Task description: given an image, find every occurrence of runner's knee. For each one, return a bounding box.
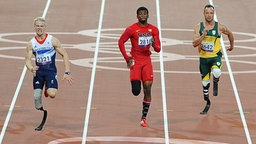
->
[47,89,57,98]
[143,87,151,95]
[131,80,141,96]
[143,82,152,96]
[34,89,42,110]
[212,68,221,78]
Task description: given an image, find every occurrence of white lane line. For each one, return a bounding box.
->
[48,136,229,144]
[155,1,170,144]
[0,67,27,144]
[42,0,51,19]
[81,0,105,144]
[0,0,51,144]
[209,1,252,144]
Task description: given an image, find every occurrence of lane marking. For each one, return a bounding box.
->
[48,136,228,144]
[209,1,252,144]
[157,109,173,112]
[1,30,256,44]
[2,105,21,108]
[0,0,52,144]
[80,107,97,110]
[1,30,256,74]
[155,1,170,144]
[233,111,250,114]
[81,0,105,144]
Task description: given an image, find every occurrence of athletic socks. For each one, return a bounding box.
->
[142,101,151,119]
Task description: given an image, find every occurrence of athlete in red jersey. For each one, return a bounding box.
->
[118,7,161,127]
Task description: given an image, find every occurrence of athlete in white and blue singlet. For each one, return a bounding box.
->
[25,17,73,128]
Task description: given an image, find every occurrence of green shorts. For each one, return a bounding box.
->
[199,55,222,81]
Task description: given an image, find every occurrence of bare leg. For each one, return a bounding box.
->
[45,88,57,98]
[140,81,153,127]
[141,81,152,118]
[143,81,152,102]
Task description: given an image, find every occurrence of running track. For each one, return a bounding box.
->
[0,0,256,144]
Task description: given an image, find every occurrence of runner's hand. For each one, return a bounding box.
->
[63,74,73,85]
[127,59,134,69]
[151,36,155,46]
[227,46,234,51]
[203,28,209,36]
[31,66,39,76]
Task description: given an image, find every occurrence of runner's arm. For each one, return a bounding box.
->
[52,37,71,73]
[118,28,132,62]
[52,36,73,84]
[219,23,234,51]
[25,42,38,73]
[192,24,207,47]
[151,28,161,53]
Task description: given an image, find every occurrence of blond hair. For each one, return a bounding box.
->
[33,17,46,26]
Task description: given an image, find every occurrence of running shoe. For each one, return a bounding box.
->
[140,118,148,127]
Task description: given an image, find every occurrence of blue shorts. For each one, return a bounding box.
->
[33,70,58,89]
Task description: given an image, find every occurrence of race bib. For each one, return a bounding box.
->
[201,42,214,52]
[36,54,51,65]
[138,36,152,47]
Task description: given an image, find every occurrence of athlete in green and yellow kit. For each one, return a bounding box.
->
[192,4,234,102]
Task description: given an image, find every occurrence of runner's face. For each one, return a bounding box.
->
[137,10,148,24]
[204,8,214,23]
[34,21,46,36]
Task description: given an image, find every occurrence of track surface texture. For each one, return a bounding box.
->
[0,0,256,144]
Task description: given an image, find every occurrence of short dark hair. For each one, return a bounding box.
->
[136,7,148,15]
[204,4,214,10]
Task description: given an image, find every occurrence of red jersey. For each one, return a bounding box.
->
[118,22,161,62]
